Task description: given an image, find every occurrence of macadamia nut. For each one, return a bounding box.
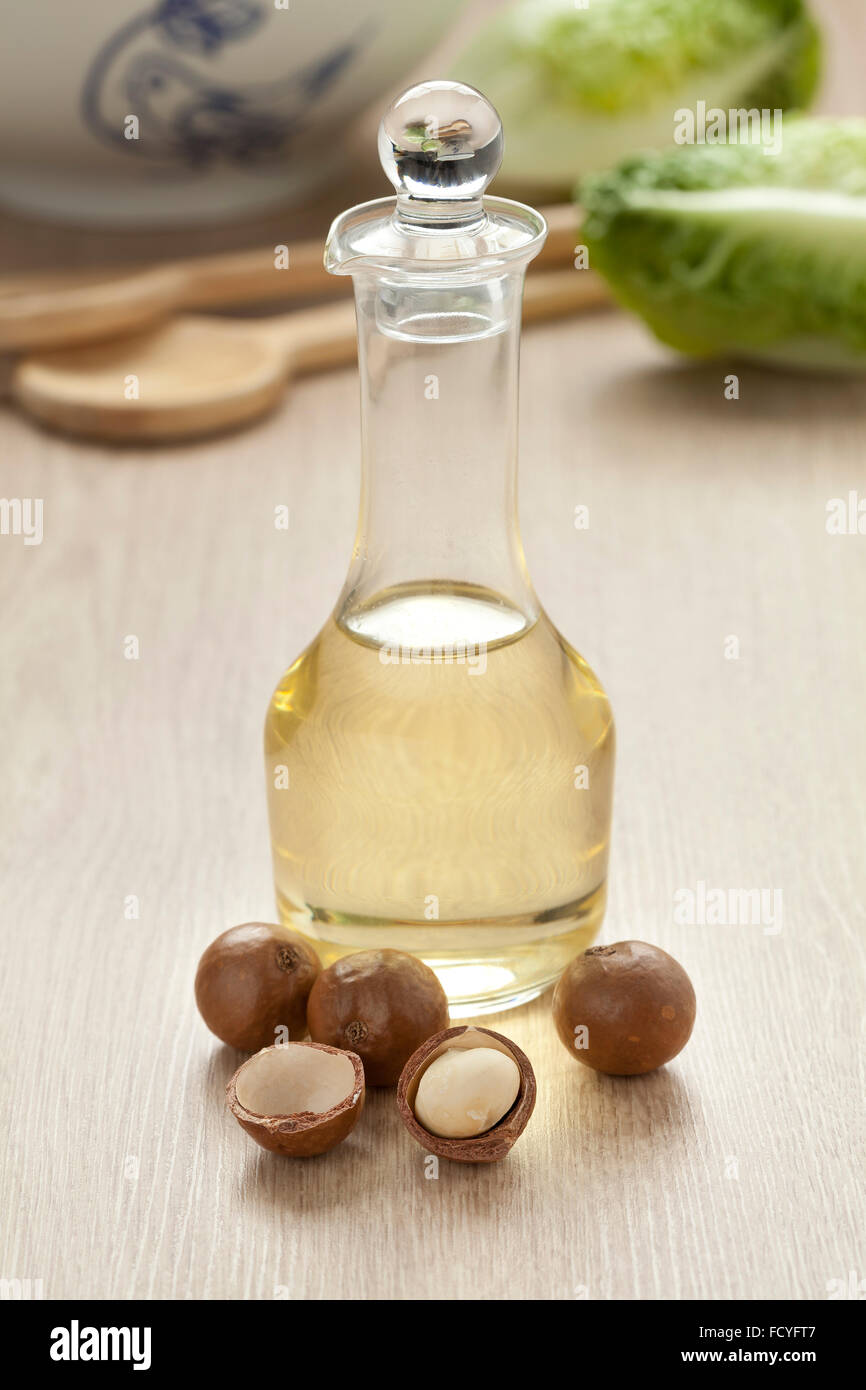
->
[413,1046,521,1138]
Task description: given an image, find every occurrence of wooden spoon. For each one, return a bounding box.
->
[11,268,607,443]
[0,244,343,353]
[0,204,581,353]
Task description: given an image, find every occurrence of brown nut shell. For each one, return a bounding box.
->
[552,939,696,1075]
[396,1026,536,1163]
[307,949,449,1086]
[195,922,320,1052]
[226,1041,364,1157]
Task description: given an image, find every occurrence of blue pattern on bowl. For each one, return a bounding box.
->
[82,0,371,168]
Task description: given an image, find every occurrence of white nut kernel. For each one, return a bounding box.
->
[413,1046,521,1139]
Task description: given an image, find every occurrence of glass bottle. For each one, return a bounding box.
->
[265,81,614,1016]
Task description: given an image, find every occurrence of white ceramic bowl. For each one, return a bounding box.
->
[0,0,464,225]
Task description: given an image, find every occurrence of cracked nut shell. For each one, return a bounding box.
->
[195,922,321,1052]
[553,939,696,1075]
[307,949,449,1086]
[397,1025,536,1163]
[226,1041,364,1157]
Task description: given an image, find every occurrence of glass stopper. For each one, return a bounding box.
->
[378,80,504,219]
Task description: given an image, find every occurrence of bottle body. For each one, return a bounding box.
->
[265,580,614,1015]
[265,80,615,1014]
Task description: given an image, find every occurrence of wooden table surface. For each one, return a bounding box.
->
[2,0,864,1302]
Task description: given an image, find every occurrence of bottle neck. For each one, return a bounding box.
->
[335,270,538,644]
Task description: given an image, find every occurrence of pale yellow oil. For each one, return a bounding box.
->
[265,582,614,1015]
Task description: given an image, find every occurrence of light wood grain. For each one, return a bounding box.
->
[2,308,864,1301]
[1,0,864,1302]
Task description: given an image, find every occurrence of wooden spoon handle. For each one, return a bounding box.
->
[522,266,607,322]
[178,204,583,307]
[259,299,359,373]
[0,205,584,353]
[183,205,581,303]
[537,202,582,267]
[259,266,607,372]
[176,240,344,309]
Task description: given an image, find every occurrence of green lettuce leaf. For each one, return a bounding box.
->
[581,118,866,370]
[450,0,821,189]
